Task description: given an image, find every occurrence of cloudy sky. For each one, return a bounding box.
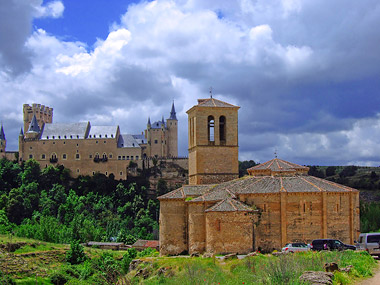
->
[1,0,380,166]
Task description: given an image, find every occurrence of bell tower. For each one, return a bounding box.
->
[187,97,239,185]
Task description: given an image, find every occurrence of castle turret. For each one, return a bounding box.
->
[23,103,53,133]
[25,114,41,139]
[166,101,178,157]
[0,124,6,154]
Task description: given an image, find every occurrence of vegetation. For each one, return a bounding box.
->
[0,158,159,244]
[0,234,377,284]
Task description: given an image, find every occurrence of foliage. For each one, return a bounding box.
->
[239,160,257,177]
[325,166,336,177]
[360,201,380,232]
[66,240,87,265]
[308,166,325,178]
[340,165,358,177]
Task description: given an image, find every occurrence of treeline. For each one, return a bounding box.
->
[0,158,160,244]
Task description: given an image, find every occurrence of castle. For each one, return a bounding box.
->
[158,97,360,255]
[1,102,178,179]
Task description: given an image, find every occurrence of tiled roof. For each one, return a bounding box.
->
[88,125,118,138]
[248,158,309,175]
[132,134,147,144]
[151,121,166,129]
[41,122,89,139]
[118,134,141,148]
[158,185,213,200]
[145,240,159,248]
[205,198,253,212]
[197,98,238,108]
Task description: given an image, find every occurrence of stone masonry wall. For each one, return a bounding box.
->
[188,202,207,254]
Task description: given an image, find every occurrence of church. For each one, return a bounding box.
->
[158,97,360,255]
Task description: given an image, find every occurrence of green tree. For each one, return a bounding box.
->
[66,240,86,265]
[325,166,336,177]
[20,159,41,185]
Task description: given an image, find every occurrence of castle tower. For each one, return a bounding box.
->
[23,103,53,133]
[187,97,240,185]
[146,117,152,157]
[0,124,6,154]
[166,102,178,157]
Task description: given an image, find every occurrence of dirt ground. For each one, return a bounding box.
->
[358,258,380,285]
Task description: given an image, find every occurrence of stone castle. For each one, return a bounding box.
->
[1,102,178,179]
[159,97,360,255]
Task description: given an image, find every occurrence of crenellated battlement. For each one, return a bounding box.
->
[23,103,53,133]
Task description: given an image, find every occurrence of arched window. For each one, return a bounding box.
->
[208,115,215,144]
[219,116,226,144]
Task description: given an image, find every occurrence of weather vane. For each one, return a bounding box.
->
[274,149,278,158]
[210,87,213,98]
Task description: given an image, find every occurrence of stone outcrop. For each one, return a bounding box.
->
[299,271,334,285]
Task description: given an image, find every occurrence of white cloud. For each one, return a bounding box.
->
[34,1,64,18]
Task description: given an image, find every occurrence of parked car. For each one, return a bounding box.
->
[310,239,356,251]
[281,242,310,253]
[356,233,380,257]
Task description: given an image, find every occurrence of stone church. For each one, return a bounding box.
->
[158,97,360,255]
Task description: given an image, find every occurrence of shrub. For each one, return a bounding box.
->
[50,271,69,285]
[66,240,86,265]
[137,247,159,257]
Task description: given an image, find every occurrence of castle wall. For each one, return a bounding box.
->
[20,137,142,179]
[159,200,188,255]
[167,119,178,157]
[205,211,254,254]
[23,104,53,132]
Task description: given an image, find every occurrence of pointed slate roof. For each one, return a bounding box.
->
[147,117,151,125]
[197,98,238,108]
[27,114,41,133]
[19,128,24,136]
[169,101,177,120]
[0,124,5,140]
[205,198,253,212]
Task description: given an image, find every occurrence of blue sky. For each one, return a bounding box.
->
[1,0,380,166]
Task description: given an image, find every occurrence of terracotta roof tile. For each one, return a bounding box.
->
[197,98,238,108]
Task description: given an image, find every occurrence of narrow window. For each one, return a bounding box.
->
[127,156,130,160]
[76,154,80,159]
[131,156,134,160]
[41,154,46,159]
[122,156,125,160]
[208,115,215,144]
[136,156,139,160]
[29,154,33,159]
[219,116,226,144]
[118,156,121,160]
[120,171,123,176]
[102,153,107,159]
[63,154,67,159]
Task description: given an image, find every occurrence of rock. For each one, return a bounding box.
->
[340,265,353,273]
[246,252,258,257]
[157,266,173,277]
[134,267,151,279]
[324,262,339,272]
[202,252,214,258]
[223,253,237,260]
[299,271,334,285]
[272,252,285,257]
[190,252,200,257]
[129,259,144,271]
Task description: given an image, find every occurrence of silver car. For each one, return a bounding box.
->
[281,242,310,253]
[356,233,380,257]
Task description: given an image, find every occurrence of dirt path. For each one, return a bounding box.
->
[358,259,380,285]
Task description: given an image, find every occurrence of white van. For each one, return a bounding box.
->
[356,233,380,256]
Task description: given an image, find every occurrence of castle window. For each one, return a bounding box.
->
[104,141,106,144]
[131,156,134,160]
[111,134,113,138]
[70,135,72,139]
[64,135,67,139]
[53,142,55,144]
[136,156,139,160]
[105,171,108,175]
[120,171,123,176]
[29,154,33,159]
[47,136,49,139]
[30,146,32,150]
[208,115,215,144]
[127,156,130,160]
[41,154,46,159]
[89,135,92,138]
[154,140,158,144]
[77,135,79,139]
[95,153,100,159]
[105,134,107,138]
[76,144,79,147]
[58,136,60,139]
[89,154,92,158]
[76,154,80,159]
[77,169,80,173]
[109,154,113,159]
[63,154,67,159]
[122,156,125,160]
[99,135,102,138]
[93,171,95,175]
[219,116,226,144]
[102,153,107,159]
[94,135,96,138]
[53,136,55,139]
[63,141,65,144]
[96,141,98,144]
[118,156,121,160]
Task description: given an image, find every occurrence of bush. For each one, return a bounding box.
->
[121,248,138,273]
[66,240,86,265]
[50,271,69,285]
[137,247,159,257]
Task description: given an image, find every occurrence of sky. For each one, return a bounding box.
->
[1,0,380,166]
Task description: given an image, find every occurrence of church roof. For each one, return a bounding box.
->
[0,124,5,140]
[40,122,89,139]
[88,125,118,138]
[158,185,213,200]
[197,98,238,108]
[248,158,309,175]
[118,134,141,148]
[205,198,253,212]
[27,114,41,133]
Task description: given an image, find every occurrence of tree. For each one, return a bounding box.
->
[20,159,41,185]
[339,165,358,178]
[308,166,325,178]
[156,178,168,196]
[66,240,86,265]
[239,160,257,177]
[325,166,336,177]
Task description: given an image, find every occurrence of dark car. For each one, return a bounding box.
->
[311,239,356,251]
